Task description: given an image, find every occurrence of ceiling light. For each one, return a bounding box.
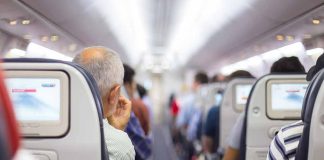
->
[253,45,261,52]
[276,34,284,41]
[21,19,31,25]
[68,44,77,52]
[50,35,59,42]
[286,35,294,41]
[94,0,151,66]
[23,34,32,40]
[312,19,320,25]
[9,20,17,25]
[306,48,324,56]
[166,0,255,66]
[303,34,312,39]
[41,36,49,42]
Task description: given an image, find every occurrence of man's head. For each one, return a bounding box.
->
[137,84,147,99]
[193,71,209,90]
[123,64,137,99]
[73,46,124,118]
[270,56,305,73]
[226,70,254,81]
[307,53,324,81]
[210,74,226,83]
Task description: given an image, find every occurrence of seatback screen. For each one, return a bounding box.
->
[270,83,308,111]
[6,78,61,122]
[235,84,252,105]
[266,78,308,120]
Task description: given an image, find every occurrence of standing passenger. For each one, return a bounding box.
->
[123,64,152,160]
[137,84,154,124]
[176,71,209,159]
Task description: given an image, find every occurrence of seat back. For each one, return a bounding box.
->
[245,74,307,160]
[296,69,324,160]
[3,59,108,160]
[0,67,20,160]
[199,82,226,119]
[219,78,254,151]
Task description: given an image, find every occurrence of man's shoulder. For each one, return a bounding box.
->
[103,120,133,144]
[279,120,304,135]
[103,120,135,159]
[276,120,304,150]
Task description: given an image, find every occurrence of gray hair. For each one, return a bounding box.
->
[73,46,124,97]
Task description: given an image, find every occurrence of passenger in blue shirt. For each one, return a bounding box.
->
[203,106,220,153]
[175,72,209,159]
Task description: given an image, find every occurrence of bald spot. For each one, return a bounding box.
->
[80,47,106,63]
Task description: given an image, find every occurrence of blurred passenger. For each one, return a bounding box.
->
[225,70,254,81]
[73,47,135,160]
[123,64,152,159]
[223,57,305,160]
[177,72,209,138]
[137,84,154,123]
[169,93,181,150]
[202,74,227,159]
[169,93,180,118]
[270,56,306,73]
[210,74,226,83]
[176,71,208,159]
[267,55,322,160]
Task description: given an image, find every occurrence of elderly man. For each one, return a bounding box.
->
[73,46,135,160]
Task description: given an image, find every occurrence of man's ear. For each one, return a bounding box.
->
[108,84,121,105]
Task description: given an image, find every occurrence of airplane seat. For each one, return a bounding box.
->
[3,58,109,160]
[241,74,307,160]
[0,68,20,160]
[295,69,324,160]
[218,78,255,154]
[200,83,226,121]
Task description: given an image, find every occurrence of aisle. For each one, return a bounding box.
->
[151,123,178,160]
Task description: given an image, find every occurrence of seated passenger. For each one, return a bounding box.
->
[223,56,305,160]
[267,55,323,160]
[73,47,135,160]
[202,74,225,158]
[123,64,152,159]
[270,56,306,74]
[220,70,254,160]
[202,105,219,158]
[209,73,226,83]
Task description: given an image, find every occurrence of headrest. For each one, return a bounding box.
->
[301,69,324,122]
[306,53,324,81]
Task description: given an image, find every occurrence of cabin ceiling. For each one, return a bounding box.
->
[0,0,323,71]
